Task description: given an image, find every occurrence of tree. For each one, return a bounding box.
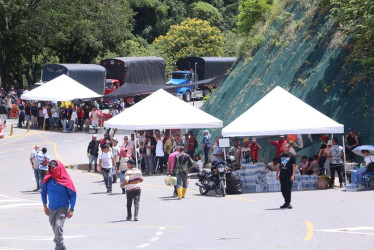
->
[190,2,223,27]
[153,18,225,61]
[237,0,273,33]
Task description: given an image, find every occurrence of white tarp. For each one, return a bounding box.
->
[104,89,223,130]
[21,74,102,102]
[222,86,344,137]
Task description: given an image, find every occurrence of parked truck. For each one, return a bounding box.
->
[100,57,166,104]
[41,64,106,95]
[165,57,236,102]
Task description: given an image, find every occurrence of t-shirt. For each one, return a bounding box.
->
[31,150,40,169]
[163,138,172,154]
[37,152,50,170]
[124,168,143,191]
[112,145,120,163]
[212,144,224,162]
[329,145,343,164]
[364,155,374,167]
[51,107,59,118]
[91,110,100,121]
[156,139,164,157]
[168,151,180,172]
[43,108,49,119]
[71,111,77,120]
[98,151,113,169]
[228,146,239,164]
[249,144,259,161]
[278,153,295,177]
[30,106,38,116]
[241,146,251,163]
[266,162,278,171]
[187,136,195,151]
[196,160,203,171]
[299,161,309,170]
[271,140,287,157]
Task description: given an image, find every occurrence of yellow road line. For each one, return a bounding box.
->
[304,221,314,241]
[2,131,37,138]
[0,131,37,146]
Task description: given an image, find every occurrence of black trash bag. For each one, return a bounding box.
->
[226,171,242,194]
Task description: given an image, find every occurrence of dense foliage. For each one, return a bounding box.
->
[237,0,273,34]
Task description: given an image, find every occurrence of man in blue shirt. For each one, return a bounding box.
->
[41,160,76,250]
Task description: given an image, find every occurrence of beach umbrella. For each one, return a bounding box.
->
[352,145,374,157]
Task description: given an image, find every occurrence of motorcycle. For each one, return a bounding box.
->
[195,156,236,197]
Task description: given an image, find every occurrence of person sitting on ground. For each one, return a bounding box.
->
[194,155,203,173]
[298,156,309,175]
[266,158,279,172]
[309,155,320,175]
[356,150,374,190]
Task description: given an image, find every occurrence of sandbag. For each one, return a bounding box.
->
[226,171,243,194]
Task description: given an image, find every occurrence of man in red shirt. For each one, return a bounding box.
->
[187,130,197,158]
[268,135,288,158]
[249,138,262,163]
[77,105,84,131]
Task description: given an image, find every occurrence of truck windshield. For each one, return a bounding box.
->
[172,73,189,79]
[105,82,112,89]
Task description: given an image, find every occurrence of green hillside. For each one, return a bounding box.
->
[198,0,374,161]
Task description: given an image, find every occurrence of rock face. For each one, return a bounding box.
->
[197,0,374,162]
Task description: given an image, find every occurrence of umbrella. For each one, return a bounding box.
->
[352,145,374,157]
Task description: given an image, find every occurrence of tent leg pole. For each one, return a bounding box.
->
[342,135,347,187]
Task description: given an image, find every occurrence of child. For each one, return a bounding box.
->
[298,156,309,175]
[195,155,203,173]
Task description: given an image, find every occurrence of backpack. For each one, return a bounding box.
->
[193,138,198,149]
[41,156,48,167]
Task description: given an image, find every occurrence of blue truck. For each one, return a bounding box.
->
[165,57,236,102]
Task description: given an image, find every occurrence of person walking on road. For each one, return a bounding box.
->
[120,159,143,221]
[174,146,195,200]
[276,143,296,209]
[98,144,115,193]
[30,145,41,191]
[167,146,181,197]
[118,148,131,194]
[87,135,100,172]
[41,160,76,250]
[37,147,51,184]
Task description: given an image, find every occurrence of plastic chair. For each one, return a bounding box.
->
[364,172,374,189]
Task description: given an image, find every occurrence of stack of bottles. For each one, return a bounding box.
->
[237,163,318,193]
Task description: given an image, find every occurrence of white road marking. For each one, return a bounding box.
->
[149,237,159,242]
[318,226,374,236]
[62,140,71,143]
[137,243,150,248]
[0,203,41,209]
[0,194,40,209]
[159,227,165,230]
[0,236,84,241]
[155,231,163,236]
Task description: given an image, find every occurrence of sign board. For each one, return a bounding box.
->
[219,138,230,148]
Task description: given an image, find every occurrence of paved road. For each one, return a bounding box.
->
[0,123,373,250]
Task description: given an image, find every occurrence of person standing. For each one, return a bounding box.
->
[37,147,51,185]
[118,148,131,194]
[174,147,195,199]
[5,95,12,119]
[228,139,240,167]
[83,104,90,132]
[276,144,296,209]
[187,131,197,158]
[210,136,224,164]
[90,107,101,134]
[0,101,7,127]
[111,139,120,184]
[120,159,143,221]
[249,138,262,163]
[68,107,77,132]
[30,145,41,191]
[24,101,31,128]
[41,160,76,250]
[42,104,50,130]
[154,131,165,174]
[202,130,211,166]
[167,146,181,197]
[327,137,344,188]
[239,138,251,164]
[345,128,360,162]
[317,135,329,175]
[50,103,60,131]
[17,100,25,128]
[77,105,84,131]
[87,135,100,172]
[143,134,155,175]
[60,107,68,133]
[268,135,287,158]
[163,132,172,165]
[30,102,38,128]
[98,144,115,193]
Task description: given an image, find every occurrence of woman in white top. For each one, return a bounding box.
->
[154,130,164,174]
[68,106,77,132]
[356,150,374,190]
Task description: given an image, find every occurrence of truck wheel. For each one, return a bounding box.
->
[203,89,211,98]
[184,91,191,102]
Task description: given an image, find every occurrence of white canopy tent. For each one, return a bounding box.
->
[222,86,344,137]
[104,89,223,130]
[21,74,102,102]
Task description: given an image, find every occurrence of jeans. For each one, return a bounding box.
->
[92,120,98,129]
[39,169,47,185]
[319,156,326,176]
[119,170,126,185]
[177,171,188,188]
[280,174,292,204]
[49,206,68,250]
[6,107,11,119]
[144,155,153,174]
[84,118,90,131]
[25,115,30,127]
[51,117,59,127]
[330,163,343,186]
[33,168,41,189]
[204,146,210,164]
[62,119,67,132]
[356,167,368,186]
[126,189,141,217]
[88,155,97,172]
[68,120,74,132]
[102,168,112,191]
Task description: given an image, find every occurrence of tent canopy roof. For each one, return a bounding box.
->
[222,86,344,137]
[21,74,102,102]
[104,89,223,130]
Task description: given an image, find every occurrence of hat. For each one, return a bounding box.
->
[320,135,328,141]
[251,138,256,142]
[127,159,135,165]
[92,134,97,138]
[348,128,354,132]
[327,140,333,146]
[203,130,209,133]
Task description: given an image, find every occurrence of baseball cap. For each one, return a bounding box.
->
[327,140,333,146]
[127,159,135,165]
[348,128,353,132]
[251,138,256,142]
[320,135,328,140]
[203,130,209,133]
[92,134,97,138]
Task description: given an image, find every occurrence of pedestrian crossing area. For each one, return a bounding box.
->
[0,194,41,209]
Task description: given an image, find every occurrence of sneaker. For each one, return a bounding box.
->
[134,216,138,221]
[280,203,288,209]
[287,204,292,209]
